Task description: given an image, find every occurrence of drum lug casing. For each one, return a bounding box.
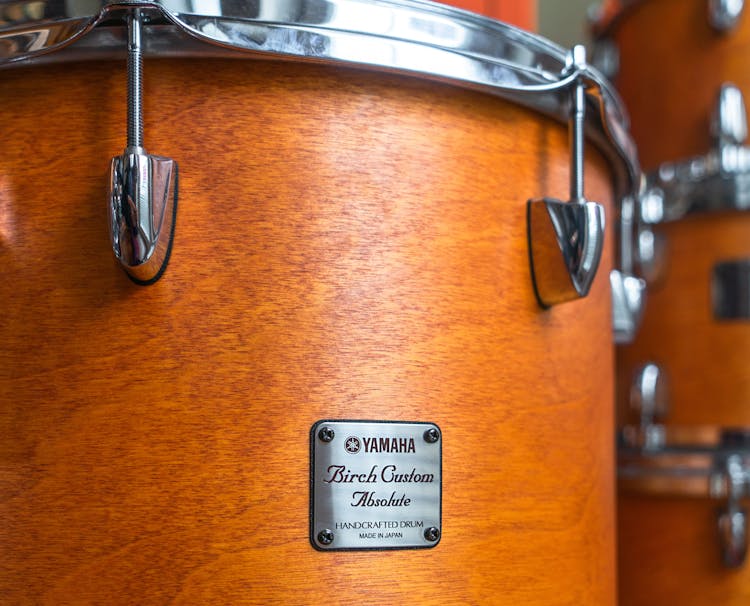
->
[716,454,749,568]
[528,45,606,308]
[108,9,177,284]
[610,190,647,344]
[631,84,750,295]
[528,197,605,307]
[109,150,177,284]
[610,269,646,344]
[642,83,750,227]
[621,362,669,450]
[709,0,746,31]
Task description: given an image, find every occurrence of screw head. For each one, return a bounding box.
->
[318,427,335,443]
[424,427,440,443]
[317,529,334,545]
[424,527,440,542]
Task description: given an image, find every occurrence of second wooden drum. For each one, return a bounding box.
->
[595,0,750,604]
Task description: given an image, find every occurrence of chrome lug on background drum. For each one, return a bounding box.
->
[709,0,745,31]
[610,269,646,344]
[635,186,668,286]
[621,362,669,450]
[528,46,605,308]
[109,9,177,285]
[643,83,750,223]
[590,38,619,80]
[611,191,647,343]
[717,454,749,568]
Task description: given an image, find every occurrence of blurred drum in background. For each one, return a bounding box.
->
[0,1,636,604]
[437,0,537,29]
[593,0,750,604]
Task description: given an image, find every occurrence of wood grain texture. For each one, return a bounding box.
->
[1,58,615,604]
[607,1,750,604]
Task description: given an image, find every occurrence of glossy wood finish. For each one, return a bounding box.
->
[0,59,616,604]
[606,1,750,603]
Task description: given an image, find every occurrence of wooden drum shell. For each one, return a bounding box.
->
[0,59,616,604]
[618,495,750,606]
[603,0,750,604]
[610,0,750,427]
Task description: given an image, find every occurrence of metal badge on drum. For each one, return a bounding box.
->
[311,420,442,551]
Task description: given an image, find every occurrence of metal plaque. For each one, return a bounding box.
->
[311,420,442,551]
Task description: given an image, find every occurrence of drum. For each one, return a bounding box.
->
[0,1,637,603]
[436,0,537,28]
[593,0,750,603]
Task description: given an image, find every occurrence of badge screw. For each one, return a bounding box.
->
[424,527,441,542]
[318,427,335,443]
[317,529,334,545]
[423,428,440,443]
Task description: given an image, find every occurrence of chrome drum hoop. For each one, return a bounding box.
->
[0,0,640,202]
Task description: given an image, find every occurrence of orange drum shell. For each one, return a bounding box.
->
[610,0,750,171]
[611,0,750,427]
[436,0,537,29]
[0,59,616,604]
[617,213,750,428]
[619,495,750,605]
[605,2,750,605]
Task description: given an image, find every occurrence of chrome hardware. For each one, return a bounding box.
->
[713,259,750,319]
[716,454,749,567]
[109,10,177,284]
[2,1,641,290]
[528,200,605,306]
[714,82,748,145]
[709,0,745,31]
[644,83,750,224]
[590,38,619,80]
[610,270,646,344]
[636,226,667,285]
[0,1,641,199]
[621,363,669,450]
[611,190,647,343]
[317,529,334,546]
[311,420,441,551]
[620,427,750,568]
[634,186,668,285]
[528,46,606,308]
[424,527,441,542]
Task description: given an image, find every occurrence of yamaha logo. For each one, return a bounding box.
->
[342,436,418,454]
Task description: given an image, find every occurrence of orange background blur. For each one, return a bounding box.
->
[436,1,537,31]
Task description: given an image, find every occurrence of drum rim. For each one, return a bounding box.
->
[619,426,750,497]
[0,0,641,201]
